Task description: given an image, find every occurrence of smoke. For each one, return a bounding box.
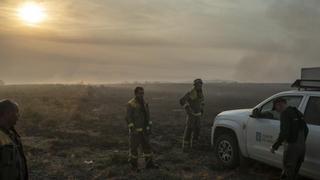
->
[1,0,319,83]
[234,52,299,82]
[234,0,320,82]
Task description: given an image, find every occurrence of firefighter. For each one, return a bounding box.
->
[270,98,309,180]
[180,79,204,151]
[126,87,158,171]
[0,99,28,180]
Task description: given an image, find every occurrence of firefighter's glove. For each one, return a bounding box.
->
[270,146,276,154]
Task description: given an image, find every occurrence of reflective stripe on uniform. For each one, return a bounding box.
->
[128,123,134,128]
[183,103,190,108]
[128,98,138,108]
[135,128,143,132]
[130,154,138,159]
[192,112,202,116]
[143,153,152,157]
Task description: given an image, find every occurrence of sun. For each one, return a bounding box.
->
[17,2,46,25]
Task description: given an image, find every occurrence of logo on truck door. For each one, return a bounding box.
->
[256,131,273,143]
[256,132,262,142]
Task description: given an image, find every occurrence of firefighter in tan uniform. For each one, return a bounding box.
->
[0,99,28,180]
[126,87,158,171]
[180,79,204,151]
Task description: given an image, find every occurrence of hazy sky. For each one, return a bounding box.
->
[1,0,319,84]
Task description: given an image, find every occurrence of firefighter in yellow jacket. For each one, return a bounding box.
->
[126,87,158,171]
[0,99,28,180]
[180,79,204,151]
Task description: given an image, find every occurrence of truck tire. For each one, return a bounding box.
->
[214,133,239,168]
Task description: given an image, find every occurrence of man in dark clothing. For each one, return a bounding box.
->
[126,87,158,171]
[271,98,309,180]
[0,99,28,180]
[180,79,204,151]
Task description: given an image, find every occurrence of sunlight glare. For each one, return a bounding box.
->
[17,2,46,25]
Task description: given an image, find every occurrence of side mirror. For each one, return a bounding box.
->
[250,108,260,118]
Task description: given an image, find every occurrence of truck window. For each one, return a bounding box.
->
[260,96,303,120]
[304,97,320,126]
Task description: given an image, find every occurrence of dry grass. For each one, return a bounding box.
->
[0,83,302,180]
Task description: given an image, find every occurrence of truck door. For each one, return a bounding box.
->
[301,96,320,177]
[246,95,303,165]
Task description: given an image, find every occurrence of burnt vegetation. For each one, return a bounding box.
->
[0,83,305,179]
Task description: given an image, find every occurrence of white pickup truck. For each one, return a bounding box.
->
[211,77,320,179]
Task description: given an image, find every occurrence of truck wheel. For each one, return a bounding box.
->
[214,133,239,168]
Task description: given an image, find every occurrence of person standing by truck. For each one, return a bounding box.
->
[270,98,309,180]
[180,79,204,151]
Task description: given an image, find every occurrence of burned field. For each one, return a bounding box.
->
[0,83,298,179]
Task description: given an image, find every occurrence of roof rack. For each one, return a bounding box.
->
[292,79,320,91]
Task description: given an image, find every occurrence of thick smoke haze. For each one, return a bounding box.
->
[0,0,319,84]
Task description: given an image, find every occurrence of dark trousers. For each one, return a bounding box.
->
[183,115,201,148]
[129,131,152,165]
[281,143,306,180]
